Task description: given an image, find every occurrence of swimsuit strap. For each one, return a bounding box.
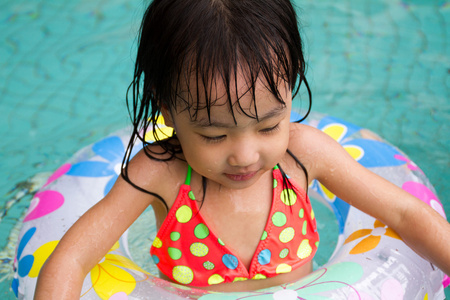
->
[185,165,192,185]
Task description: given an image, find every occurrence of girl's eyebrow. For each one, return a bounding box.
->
[192,106,287,128]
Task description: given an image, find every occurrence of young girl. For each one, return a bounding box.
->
[35,0,450,298]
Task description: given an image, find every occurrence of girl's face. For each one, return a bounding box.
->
[168,74,292,190]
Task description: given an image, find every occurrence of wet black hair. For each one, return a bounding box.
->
[122,0,311,208]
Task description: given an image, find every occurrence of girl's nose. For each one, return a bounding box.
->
[227,141,260,167]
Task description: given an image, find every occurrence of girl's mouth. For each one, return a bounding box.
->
[224,171,257,181]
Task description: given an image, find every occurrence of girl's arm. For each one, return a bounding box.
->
[34,153,160,299]
[292,125,450,275]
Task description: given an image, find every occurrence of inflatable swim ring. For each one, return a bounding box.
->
[12,112,448,299]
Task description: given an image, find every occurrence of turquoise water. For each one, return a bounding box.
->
[0,0,448,298]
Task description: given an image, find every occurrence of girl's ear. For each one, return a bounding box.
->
[161,105,174,127]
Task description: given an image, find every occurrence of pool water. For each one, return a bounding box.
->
[0,0,448,298]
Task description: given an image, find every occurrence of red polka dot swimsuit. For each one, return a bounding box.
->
[150,165,319,287]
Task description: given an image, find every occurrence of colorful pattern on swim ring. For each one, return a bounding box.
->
[150,165,319,287]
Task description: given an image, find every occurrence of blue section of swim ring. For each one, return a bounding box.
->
[92,136,125,162]
[343,139,404,168]
[18,255,34,277]
[309,180,349,234]
[66,136,134,196]
[290,110,306,123]
[67,136,124,177]
[17,227,36,260]
[11,278,19,297]
[331,198,350,233]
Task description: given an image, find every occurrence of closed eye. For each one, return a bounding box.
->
[260,123,280,134]
[200,134,226,143]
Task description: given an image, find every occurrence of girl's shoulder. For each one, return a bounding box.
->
[288,122,336,157]
[287,122,354,182]
[124,143,188,207]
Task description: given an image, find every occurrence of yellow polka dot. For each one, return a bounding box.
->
[252,274,267,280]
[172,266,194,284]
[280,189,297,206]
[279,227,295,243]
[233,277,248,282]
[190,242,209,257]
[208,274,225,285]
[311,208,315,220]
[297,239,313,259]
[276,263,292,274]
[175,205,192,223]
[152,237,162,248]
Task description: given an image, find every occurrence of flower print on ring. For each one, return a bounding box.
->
[67,136,142,196]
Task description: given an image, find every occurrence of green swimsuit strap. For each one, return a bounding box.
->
[185,165,192,185]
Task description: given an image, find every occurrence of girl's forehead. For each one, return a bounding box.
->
[175,75,291,126]
[177,70,290,110]
[189,100,288,129]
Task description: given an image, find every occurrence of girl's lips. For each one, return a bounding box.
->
[225,171,257,181]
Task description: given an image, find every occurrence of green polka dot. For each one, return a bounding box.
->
[170,231,180,241]
[279,227,295,243]
[273,179,278,188]
[188,191,195,200]
[175,205,192,223]
[173,266,194,284]
[261,230,268,241]
[299,208,304,219]
[203,261,215,270]
[190,242,209,257]
[315,241,320,248]
[280,189,297,206]
[168,247,182,260]
[272,212,287,227]
[218,238,225,246]
[233,277,248,282]
[302,220,308,235]
[279,248,289,259]
[194,223,209,239]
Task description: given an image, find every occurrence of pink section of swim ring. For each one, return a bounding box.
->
[402,181,446,219]
[23,190,64,222]
[44,163,71,187]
